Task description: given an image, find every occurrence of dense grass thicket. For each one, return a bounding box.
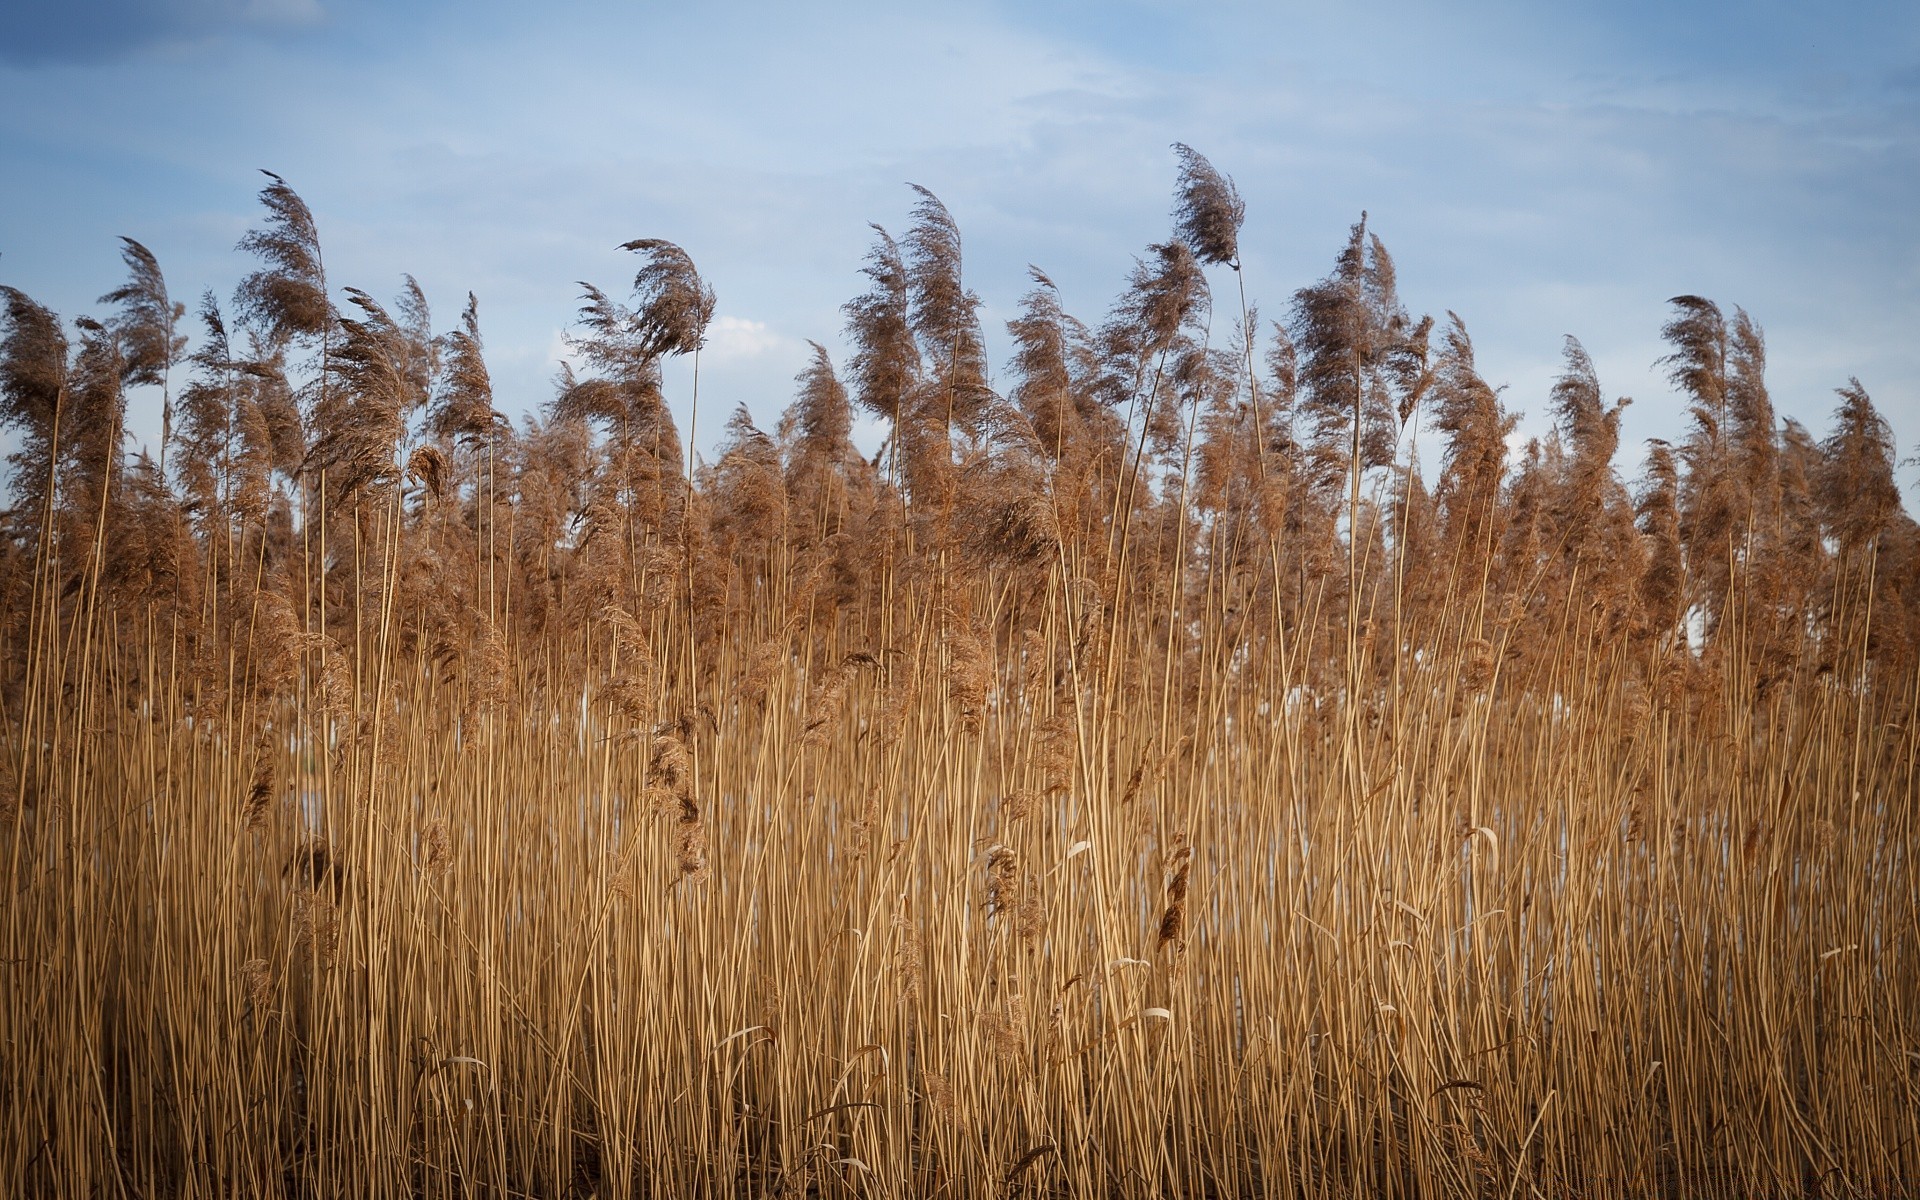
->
[3,150,1918,1198]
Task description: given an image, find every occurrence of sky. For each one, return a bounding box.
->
[2,0,1917,504]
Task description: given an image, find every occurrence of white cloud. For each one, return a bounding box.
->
[543,328,581,378]
[703,315,791,364]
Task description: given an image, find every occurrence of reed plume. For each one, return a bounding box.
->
[1171,142,1246,268]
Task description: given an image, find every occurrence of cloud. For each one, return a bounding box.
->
[542,328,581,380]
[703,315,791,364]
[0,0,321,66]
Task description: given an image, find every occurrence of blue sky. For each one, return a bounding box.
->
[2,0,1916,501]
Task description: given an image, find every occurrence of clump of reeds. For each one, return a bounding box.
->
[0,153,1915,1200]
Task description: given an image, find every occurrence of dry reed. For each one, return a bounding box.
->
[1,155,1917,1200]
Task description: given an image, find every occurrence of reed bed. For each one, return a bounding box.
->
[3,151,1918,1198]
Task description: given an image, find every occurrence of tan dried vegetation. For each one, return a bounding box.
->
[2,149,1917,1197]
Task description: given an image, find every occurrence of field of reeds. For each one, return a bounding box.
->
[3,149,1917,1198]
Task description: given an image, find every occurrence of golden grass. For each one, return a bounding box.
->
[3,159,1918,1198]
[5,562,1915,1198]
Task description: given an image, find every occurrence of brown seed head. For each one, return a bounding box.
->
[1813,818,1838,853]
[985,844,1018,917]
[739,631,787,707]
[1015,875,1047,943]
[1157,833,1194,952]
[465,619,510,725]
[923,1069,955,1122]
[1003,788,1039,823]
[420,817,452,882]
[944,623,992,733]
[1038,713,1076,795]
[601,675,653,724]
[800,663,852,749]
[891,895,923,1006]
[674,815,710,884]
[243,727,276,832]
[651,733,690,797]
[983,1004,1024,1066]
[293,891,340,969]
[1462,638,1496,693]
[1171,143,1247,267]
[241,958,273,1013]
[405,444,448,499]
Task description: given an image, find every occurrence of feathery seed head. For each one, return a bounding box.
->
[1171,143,1247,268]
